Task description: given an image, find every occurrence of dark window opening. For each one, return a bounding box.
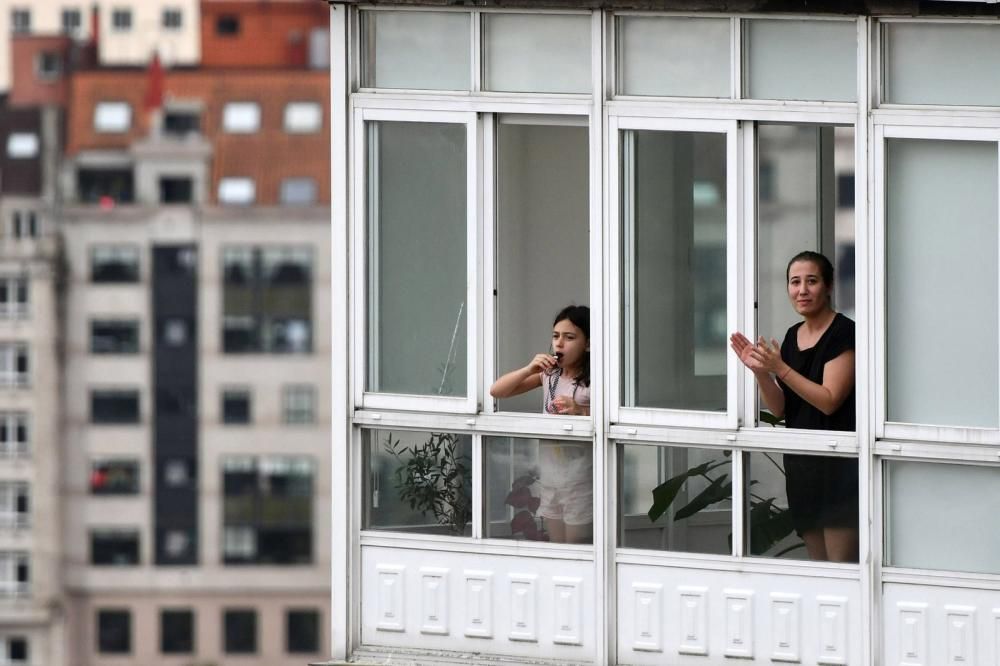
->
[163,111,200,136]
[7,638,26,662]
[216,15,240,36]
[91,531,139,565]
[222,390,251,425]
[111,9,132,31]
[159,177,193,204]
[91,320,139,354]
[90,460,139,495]
[162,8,182,29]
[37,51,61,79]
[97,609,131,653]
[90,390,140,424]
[78,169,134,204]
[286,609,320,653]
[837,172,856,209]
[223,609,256,654]
[91,246,139,283]
[10,9,30,34]
[61,9,81,35]
[160,609,194,653]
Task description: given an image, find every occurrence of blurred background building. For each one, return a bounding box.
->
[0,1,331,664]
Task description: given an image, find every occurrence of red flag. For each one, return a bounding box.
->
[143,52,164,112]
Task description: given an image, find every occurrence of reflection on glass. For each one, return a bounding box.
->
[364,429,472,536]
[621,129,727,411]
[619,444,731,554]
[486,437,592,544]
[744,451,858,562]
[496,119,589,413]
[757,124,855,347]
[367,122,467,396]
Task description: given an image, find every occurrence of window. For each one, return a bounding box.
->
[217,178,255,205]
[222,389,251,424]
[90,529,139,565]
[280,178,317,206]
[10,9,29,34]
[156,528,195,564]
[216,15,240,36]
[90,320,139,354]
[222,102,260,133]
[91,246,139,283]
[363,10,471,90]
[0,413,28,458]
[163,110,200,136]
[6,133,37,159]
[97,609,131,653]
[0,552,28,597]
[0,483,29,529]
[111,8,131,31]
[90,390,140,424]
[36,51,60,79]
[90,460,139,495]
[0,637,27,664]
[159,177,193,204]
[223,609,256,653]
[484,14,591,93]
[93,102,131,133]
[159,317,190,347]
[61,8,81,35]
[0,277,29,319]
[161,458,194,488]
[283,385,315,424]
[162,8,182,30]
[286,609,320,653]
[283,102,322,133]
[0,345,28,388]
[160,609,193,653]
[78,168,134,204]
[617,17,730,98]
[9,211,38,239]
[222,246,312,353]
[222,457,314,564]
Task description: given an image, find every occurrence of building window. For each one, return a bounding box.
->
[216,15,240,36]
[222,457,313,565]
[160,609,193,654]
[90,529,139,565]
[0,483,29,530]
[90,320,139,354]
[0,413,28,458]
[35,51,61,79]
[90,460,139,495]
[160,177,193,204]
[156,528,195,564]
[91,246,139,283]
[0,552,28,598]
[223,609,256,653]
[222,389,251,425]
[217,178,255,205]
[111,8,132,31]
[283,102,322,133]
[283,385,315,424]
[78,168,135,204]
[93,101,131,133]
[97,609,131,653]
[9,211,39,239]
[221,102,260,133]
[279,178,317,206]
[6,133,37,159]
[0,277,29,319]
[0,345,28,388]
[90,390,140,424]
[161,458,194,488]
[286,609,320,653]
[163,109,200,136]
[61,8,81,36]
[162,8,182,30]
[0,637,27,664]
[9,9,29,34]
[222,246,312,354]
[159,317,190,348]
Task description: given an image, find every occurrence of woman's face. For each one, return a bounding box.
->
[787,260,831,317]
[551,318,588,369]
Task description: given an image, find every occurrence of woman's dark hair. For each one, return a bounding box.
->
[786,250,834,287]
[553,304,590,388]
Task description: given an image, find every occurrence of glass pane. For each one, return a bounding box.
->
[364,429,472,536]
[368,122,467,396]
[485,436,592,544]
[886,139,998,428]
[365,10,471,90]
[496,119,589,413]
[619,444,731,555]
[745,451,858,562]
[756,124,856,424]
[887,460,1000,574]
[884,23,1000,107]
[744,19,856,102]
[618,16,730,98]
[622,130,727,411]
[484,14,591,93]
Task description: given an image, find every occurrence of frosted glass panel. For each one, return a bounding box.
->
[886,139,997,428]
[885,23,1000,106]
[367,122,467,396]
[618,16,730,98]
[496,120,589,413]
[745,20,856,102]
[365,11,471,90]
[887,461,1000,573]
[484,14,591,93]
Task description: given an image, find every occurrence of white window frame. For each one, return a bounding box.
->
[110,7,132,32]
[284,102,323,133]
[218,177,256,206]
[162,7,183,30]
[0,552,28,598]
[0,276,29,320]
[93,101,131,133]
[9,9,29,35]
[62,8,82,36]
[0,636,27,665]
[6,133,37,159]
[353,107,479,414]
[0,483,28,530]
[222,102,261,134]
[0,413,28,458]
[0,344,28,388]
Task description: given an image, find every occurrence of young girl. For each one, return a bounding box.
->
[490,305,592,544]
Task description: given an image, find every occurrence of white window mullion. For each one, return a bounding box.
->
[480,114,496,413]
[740,121,758,429]
[465,116,479,414]
[725,119,740,431]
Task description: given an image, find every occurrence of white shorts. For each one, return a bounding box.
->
[536,442,593,526]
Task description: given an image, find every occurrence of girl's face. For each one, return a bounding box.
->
[787,260,831,317]
[551,318,588,370]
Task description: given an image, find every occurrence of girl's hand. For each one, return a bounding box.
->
[528,353,558,374]
[730,332,764,371]
[551,395,584,415]
[748,336,786,375]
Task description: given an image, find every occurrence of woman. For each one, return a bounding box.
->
[730,251,858,562]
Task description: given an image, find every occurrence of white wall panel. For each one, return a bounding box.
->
[419,567,449,635]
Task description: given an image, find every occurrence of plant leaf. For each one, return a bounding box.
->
[647,461,719,522]
[673,475,732,520]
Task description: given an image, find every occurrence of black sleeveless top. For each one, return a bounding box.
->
[779,312,855,432]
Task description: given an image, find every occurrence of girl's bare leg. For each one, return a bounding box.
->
[801,529,829,561]
[823,527,859,563]
[563,522,592,544]
[546,519,566,543]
